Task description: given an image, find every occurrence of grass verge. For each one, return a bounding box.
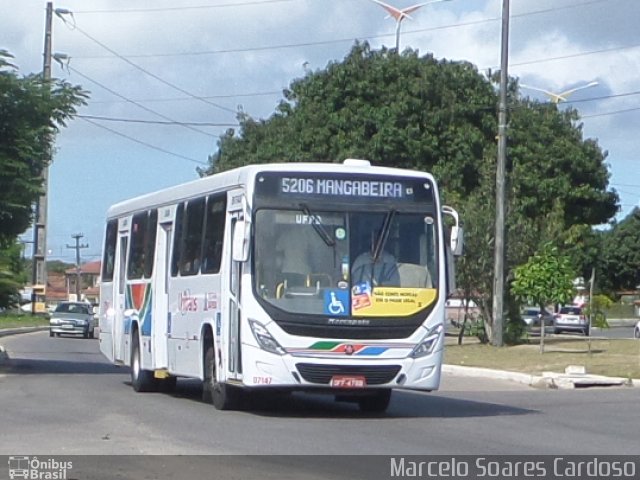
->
[0,313,49,330]
[444,336,640,380]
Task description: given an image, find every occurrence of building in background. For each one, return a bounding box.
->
[63,260,101,305]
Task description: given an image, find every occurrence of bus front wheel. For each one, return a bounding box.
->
[131,332,157,392]
[203,343,239,410]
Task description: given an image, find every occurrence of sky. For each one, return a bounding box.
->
[4,0,639,265]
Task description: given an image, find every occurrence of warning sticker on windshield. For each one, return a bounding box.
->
[354,288,437,317]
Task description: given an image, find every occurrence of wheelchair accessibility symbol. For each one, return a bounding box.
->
[324,290,349,316]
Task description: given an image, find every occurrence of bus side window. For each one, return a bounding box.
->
[201,194,227,274]
[171,203,184,277]
[127,211,148,279]
[180,197,205,276]
[144,209,158,278]
[101,219,117,282]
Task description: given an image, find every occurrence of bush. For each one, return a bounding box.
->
[504,317,527,345]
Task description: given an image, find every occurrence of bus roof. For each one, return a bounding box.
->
[106,160,437,218]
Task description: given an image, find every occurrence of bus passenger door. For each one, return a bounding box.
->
[224,192,245,380]
[152,222,171,369]
[113,233,129,363]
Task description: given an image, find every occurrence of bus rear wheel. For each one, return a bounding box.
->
[203,343,240,410]
[357,390,392,413]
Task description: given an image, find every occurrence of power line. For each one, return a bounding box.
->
[81,117,208,165]
[66,66,219,139]
[73,0,295,14]
[611,182,640,188]
[90,90,282,105]
[509,42,640,69]
[72,36,360,60]
[76,114,238,127]
[68,0,614,60]
[565,89,640,105]
[582,106,640,119]
[56,15,238,115]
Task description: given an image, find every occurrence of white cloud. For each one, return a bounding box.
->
[4,0,640,259]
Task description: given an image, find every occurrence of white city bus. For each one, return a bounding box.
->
[99,159,463,412]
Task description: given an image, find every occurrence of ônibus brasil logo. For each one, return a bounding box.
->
[8,456,72,480]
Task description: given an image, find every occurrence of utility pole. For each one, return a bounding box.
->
[67,234,89,301]
[492,0,510,347]
[31,1,53,314]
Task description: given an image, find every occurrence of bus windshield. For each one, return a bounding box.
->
[253,208,438,318]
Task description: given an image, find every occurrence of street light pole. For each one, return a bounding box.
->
[492,0,510,347]
[31,1,53,314]
[67,234,88,301]
[519,81,598,104]
[369,0,451,52]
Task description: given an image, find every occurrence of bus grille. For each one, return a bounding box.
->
[295,364,401,385]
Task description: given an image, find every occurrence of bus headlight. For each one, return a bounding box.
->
[249,319,285,355]
[410,324,443,359]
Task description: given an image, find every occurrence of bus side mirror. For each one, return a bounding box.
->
[232,220,249,262]
[442,205,464,256]
[450,224,464,256]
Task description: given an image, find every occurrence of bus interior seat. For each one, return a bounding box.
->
[307,273,332,287]
[397,263,432,288]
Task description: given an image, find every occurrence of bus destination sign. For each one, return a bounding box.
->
[255,172,434,204]
[281,177,405,199]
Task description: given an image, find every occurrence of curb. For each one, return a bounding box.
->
[443,364,538,387]
[443,364,639,389]
[0,326,49,338]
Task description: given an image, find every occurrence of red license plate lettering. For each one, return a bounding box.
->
[330,375,367,388]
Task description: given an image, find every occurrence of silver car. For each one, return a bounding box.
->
[49,302,97,339]
[553,305,589,336]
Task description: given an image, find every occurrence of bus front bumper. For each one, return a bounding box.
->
[241,345,443,392]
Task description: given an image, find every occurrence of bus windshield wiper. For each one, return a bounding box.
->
[300,203,335,247]
[372,209,396,263]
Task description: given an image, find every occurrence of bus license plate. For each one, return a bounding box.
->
[330,376,366,388]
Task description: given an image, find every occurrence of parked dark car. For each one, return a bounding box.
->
[554,305,589,336]
[521,307,554,332]
[49,302,97,339]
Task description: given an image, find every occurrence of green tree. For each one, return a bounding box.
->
[0,50,87,242]
[0,240,25,309]
[511,243,575,349]
[202,43,618,343]
[600,207,640,293]
[206,42,497,187]
[511,243,575,308]
[0,50,87,307]
[585,294,613,329]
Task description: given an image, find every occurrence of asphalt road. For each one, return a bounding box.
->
[592,325,637,339]
[1,331,639,462]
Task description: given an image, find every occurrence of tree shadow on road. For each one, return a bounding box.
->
[162,379,535,419]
